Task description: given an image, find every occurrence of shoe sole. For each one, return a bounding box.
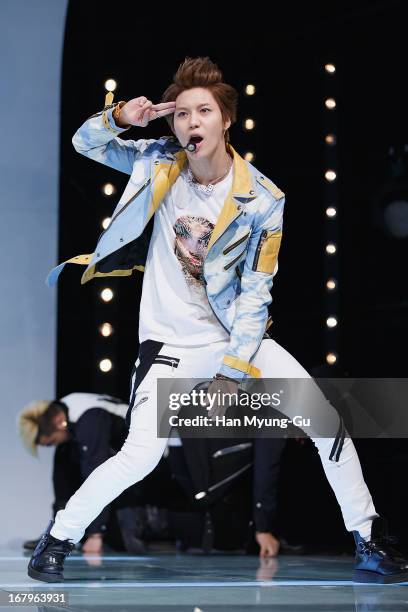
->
[353,569,408,584]
[27,564,64,583]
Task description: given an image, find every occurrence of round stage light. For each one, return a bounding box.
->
[325,170,337,182]
[104,79,117,92]
[326,243,337,254]
[101,288,114,302]
[103,183,116,196]
[99,359,113,372]
[99,323,114,337]
[325,134,336,145]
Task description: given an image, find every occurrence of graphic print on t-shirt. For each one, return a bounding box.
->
[173,215,214,288]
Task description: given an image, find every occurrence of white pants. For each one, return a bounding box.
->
[51,338,377,543]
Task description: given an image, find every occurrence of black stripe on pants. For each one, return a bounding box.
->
[125,340,164,428]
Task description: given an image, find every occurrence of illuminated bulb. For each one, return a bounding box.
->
[326,207,337,217]
[245,84,256,96]
[104,79,117,92]
[326,279,337,290]
[99,359,113,372]
[244,118,255,130]
[244,152,255,162]
[325,64,336,74]
[325,170,337,182]
[101,288,114,302]
[326,352,338,365]
[326,316,338,328]
[325,98,336,109]
[102,217,111,230]
[99,323,114,337]
[325,134,336,145]
[103,183,115,196]
[326,243,337,254]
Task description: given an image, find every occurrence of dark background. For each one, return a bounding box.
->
[56,0,408,549]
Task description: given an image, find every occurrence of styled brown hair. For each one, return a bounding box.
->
[161,57,238,143]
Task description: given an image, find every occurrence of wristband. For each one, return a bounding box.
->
[112,101,130,128]
[213,373,237,382]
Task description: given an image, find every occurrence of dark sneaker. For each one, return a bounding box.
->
[27,520,75,583]
[353,517,408,584]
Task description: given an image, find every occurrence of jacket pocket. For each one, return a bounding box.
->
[110,178,151,225]
[153,355,180,373]
[252,230,282,273]
[96,179,151,246]
[223,231,251,255]
[224,248,247,271]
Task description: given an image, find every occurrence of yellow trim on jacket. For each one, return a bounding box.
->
[222,355,261,378]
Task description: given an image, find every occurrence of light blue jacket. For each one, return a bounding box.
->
[47,103,285,380]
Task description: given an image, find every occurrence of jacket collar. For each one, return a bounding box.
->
[228,143,257,199]
[149,143,257,251]
[207,144,257,252]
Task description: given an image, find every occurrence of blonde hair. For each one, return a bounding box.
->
[17,400,52,457]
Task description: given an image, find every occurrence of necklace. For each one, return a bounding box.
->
[187,156,233,196]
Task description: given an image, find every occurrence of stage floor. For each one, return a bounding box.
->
[1,548,407,611]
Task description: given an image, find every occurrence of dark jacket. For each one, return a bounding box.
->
[55,394,128,535]
[169,436,286,545]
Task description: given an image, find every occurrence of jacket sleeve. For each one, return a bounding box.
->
[75,408,113,478]
[75,408,114,535]
[253,437,286,533]
[218,192,285,380]
[72,105,155,175]
[52,440,81,517]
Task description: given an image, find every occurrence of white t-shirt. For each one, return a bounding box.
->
[139,164,233,346]
[60,393,128,422]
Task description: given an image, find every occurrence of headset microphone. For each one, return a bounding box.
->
[183,142,197,152]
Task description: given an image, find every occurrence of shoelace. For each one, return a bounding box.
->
[45,542,74,563]
[63,542,75,555]
[359,534,399,556]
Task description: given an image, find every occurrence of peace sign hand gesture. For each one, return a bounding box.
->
[117,97,176,128]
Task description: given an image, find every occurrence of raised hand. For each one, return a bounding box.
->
[118,97,176,128]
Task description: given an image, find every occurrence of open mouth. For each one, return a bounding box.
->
[189,136,204,150]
